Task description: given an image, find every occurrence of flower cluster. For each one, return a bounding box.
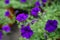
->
[1,0,58,40]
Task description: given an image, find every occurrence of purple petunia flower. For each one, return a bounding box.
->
[20,24,33,39]
[0,31,3,40]
[42,0,47,3]
[5,0,10,4]
[20,0,27,3]
[31,7,40,17]
[2,25,10,33]
[45,20,58,33]
[34,1,40,7]
[5,10,10,17]
[16,13,28,22]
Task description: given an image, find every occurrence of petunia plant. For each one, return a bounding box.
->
[0,0,60,40]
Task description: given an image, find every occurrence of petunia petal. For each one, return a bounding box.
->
[16,13,28,22]
[5,10,10,17]
[20,25,33,39]
[31,7,40,17]
[45,20,58,33]
[35,1,40,7]
[20,0,27,3]
[2,25,10,33]
[5,0,10,4]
